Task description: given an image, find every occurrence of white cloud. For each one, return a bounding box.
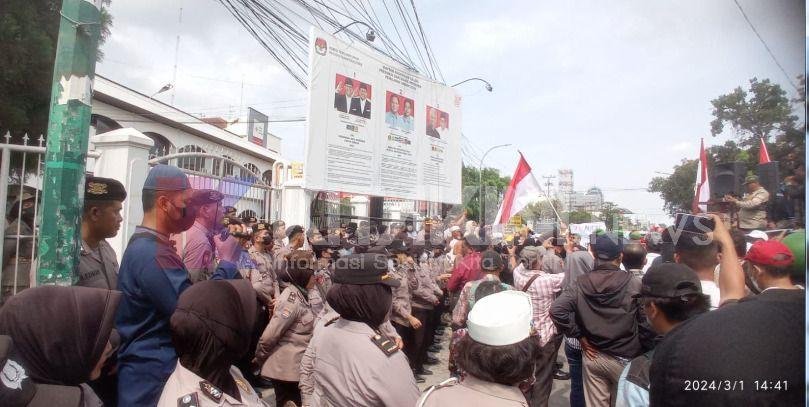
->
[670,141,693,152]
[458,19,536,56]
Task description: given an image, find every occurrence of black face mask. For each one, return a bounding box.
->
[262,235,273,246]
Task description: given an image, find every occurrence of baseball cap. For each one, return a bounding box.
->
[388,239,408,254]
[744,175,759,184]
[142,164,190,191]
[480,250,504,272]
[467,291,533,346]
[633,263,702,299]
[189,189,224,206]
[519,246,542,265]
[331,253,400,287]
[780,230,805,276]
[744,240,794,268]
[591,232,623,260]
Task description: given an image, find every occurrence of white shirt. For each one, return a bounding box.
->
[642,253,660,273]
[700,280,721,310]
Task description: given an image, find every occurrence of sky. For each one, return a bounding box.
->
[95,0,806,225]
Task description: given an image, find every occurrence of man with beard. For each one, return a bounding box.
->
[77,176,127,290]
[115,165,238,406]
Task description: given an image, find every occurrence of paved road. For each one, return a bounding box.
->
[260,326,572,406]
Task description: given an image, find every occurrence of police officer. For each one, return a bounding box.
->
[172,189,224,283]
[388,240,425,381]
[299,253,419,407]
[249,221,280,304]
[76,176,126,289]
[115,165,238,406]
[273,225,305,280]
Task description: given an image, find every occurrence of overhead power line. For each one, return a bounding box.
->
[731,0,799,91]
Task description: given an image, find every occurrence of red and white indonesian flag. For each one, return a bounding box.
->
[759,137,771,164]
[495,153,542,224]
[692,138,710,213]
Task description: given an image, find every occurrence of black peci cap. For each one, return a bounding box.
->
[85,176,127,202]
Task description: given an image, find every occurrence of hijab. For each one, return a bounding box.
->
[170,280,256,401]
[0,286,120,386]
[326,283,392,329]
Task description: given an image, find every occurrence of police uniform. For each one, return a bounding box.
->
[254,286,315,382]
[157,361,266,407]
[299,253,418,407]
[115,165,193,406]
[77,176,127,290]
[248,222,280,304]
[173,189,225,283]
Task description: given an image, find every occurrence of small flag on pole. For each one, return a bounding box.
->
[758,137,771,164]
[692,138,710,213]
[495,152,543,224]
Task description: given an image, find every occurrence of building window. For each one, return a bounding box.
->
[142,132,173,159]
[239,209,256,220]
[217,155,236,178]
[177,145,207,172]
[241,163,260,181]
[262,170,273,186]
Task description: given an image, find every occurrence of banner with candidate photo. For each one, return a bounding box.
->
[305,27,462,204]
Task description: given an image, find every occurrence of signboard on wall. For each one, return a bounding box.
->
[304,27,462,204]
[247,107,268,147]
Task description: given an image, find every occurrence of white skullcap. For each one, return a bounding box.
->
[747,230,768,241]
[449,226,461,232]
[467,291,533,346]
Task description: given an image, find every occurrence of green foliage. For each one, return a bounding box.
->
[709,77,798,147]
[564,210,594,224]
[461,165,510,223]
[521,198,562,223]
[598,201,625,231]
[0,0,112,138]
[648,159,698,217]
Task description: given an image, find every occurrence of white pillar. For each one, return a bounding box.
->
[279,179,311,226]
[91,128,154,262]
[350,196,369,218]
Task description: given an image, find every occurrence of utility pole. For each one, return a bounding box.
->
[37,0,103,285]
[541,175,556,221]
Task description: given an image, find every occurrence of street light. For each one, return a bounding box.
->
[451,77,493,92]
[150,83,173,99]
[333,21,375,42]
[479,143,511,238]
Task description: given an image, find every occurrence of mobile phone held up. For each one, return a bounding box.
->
[674,213,715,235]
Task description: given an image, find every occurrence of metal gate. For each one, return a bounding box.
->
[149,153,273,220]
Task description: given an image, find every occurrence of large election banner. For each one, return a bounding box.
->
[304,27,462,204]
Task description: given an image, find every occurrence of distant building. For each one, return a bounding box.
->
[555,169,603,212]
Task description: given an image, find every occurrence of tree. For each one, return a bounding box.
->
[0,0,113,139]
[598,201,625,231]
[648,159,698,217]
[710,77,798,148]
[461,165,510,223]
[521,198,562,223]
[564,210,594,224]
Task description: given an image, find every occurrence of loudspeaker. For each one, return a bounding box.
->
[757,162,780,195]
[711,162,746,199]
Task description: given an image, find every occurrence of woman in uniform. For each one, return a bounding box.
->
[418,290,537,406]
[0,286,121,406]
[299,253,419,407]
[253,250,316,407]
[158,279,265,406]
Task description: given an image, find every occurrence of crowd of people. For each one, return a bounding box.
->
[0,162,804,407]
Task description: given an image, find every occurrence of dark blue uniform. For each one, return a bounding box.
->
[115,226,191,406]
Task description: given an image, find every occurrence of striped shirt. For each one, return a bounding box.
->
[513,264,565,347]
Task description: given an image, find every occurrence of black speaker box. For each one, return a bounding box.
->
[711,162,746,198]
[756,162,780,195]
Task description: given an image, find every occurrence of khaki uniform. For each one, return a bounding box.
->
[157,361,266,407]
[390,263,413,326]
[309,264,333,318]
[417,376,529,406]
[77,239,119,290]
[300,318,419,407]
[410,263,441,310]
[1,220,34,302]
[248,246,280,304]
[737,187,770,230]
[255,286,314,382]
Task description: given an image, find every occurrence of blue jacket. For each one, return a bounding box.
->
[115,227,191,405]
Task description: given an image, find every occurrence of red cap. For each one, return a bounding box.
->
[744,240,794,267]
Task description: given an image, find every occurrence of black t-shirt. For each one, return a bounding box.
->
[649,289,805,406]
